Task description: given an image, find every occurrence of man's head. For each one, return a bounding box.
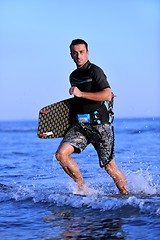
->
[70,39,89,68]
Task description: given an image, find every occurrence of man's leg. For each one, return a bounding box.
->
[56,143,88,193]
[105,160,129,195]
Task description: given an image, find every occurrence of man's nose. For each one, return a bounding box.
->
[77,52,80,58]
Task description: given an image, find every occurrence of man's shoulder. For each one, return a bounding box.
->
[70,68,77,77]
[90,63,105,75]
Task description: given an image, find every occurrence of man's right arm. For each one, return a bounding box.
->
[69,86,112,102]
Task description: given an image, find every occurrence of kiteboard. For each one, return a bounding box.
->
[38,98,75,139]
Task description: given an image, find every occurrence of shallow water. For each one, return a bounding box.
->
[0,118,160,239]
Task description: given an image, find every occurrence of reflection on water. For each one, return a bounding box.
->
[44,207,126,239]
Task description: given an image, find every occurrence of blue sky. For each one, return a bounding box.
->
[0,0,159,120]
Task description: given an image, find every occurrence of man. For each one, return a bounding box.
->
[56,39,129,195]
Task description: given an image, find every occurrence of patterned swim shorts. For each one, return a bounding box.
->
[60,122,115,167]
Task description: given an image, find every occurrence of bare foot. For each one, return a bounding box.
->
[115,180,129,195]
[75,183,91,196]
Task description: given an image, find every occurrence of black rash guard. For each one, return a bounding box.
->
[70,60,110,114]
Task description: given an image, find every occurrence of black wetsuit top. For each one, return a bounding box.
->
[70,60,110,114]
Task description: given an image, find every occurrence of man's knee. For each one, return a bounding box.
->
[55,144,74,165]
[55,150,65,162]
[55,151,69,169]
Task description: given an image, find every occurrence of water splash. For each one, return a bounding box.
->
[0,166,159,217]
[127,168,159,195]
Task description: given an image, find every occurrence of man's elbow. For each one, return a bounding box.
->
[104,88,112,101]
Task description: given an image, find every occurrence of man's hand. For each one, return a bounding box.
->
[69,86,82,98]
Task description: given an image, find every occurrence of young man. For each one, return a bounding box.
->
[56,39,129,195]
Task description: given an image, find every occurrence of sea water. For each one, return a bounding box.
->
[0,118,160,240]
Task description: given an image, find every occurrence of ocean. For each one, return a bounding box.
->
[0,118,160,240]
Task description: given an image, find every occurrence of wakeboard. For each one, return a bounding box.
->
[38,98,75,139]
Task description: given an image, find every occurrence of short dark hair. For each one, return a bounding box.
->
[70,39,88,51]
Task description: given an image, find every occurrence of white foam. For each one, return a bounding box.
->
[127,168,158,195]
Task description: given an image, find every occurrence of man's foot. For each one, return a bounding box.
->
[75,183,91,196]
[115,179,129,195]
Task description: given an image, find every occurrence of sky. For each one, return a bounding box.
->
[0,0,159,120]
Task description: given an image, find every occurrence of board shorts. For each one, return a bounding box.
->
[60,122,115,168]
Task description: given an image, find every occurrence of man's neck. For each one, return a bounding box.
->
[77,60,89,69]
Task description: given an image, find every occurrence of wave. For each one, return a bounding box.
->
[115,126,160,135]
[0,120,37,133]
[114,117,160,135]
[0,183,159,217]
[126,127,160,135]
[0,128,37,133]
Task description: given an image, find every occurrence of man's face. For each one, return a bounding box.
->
[70,44,89,68]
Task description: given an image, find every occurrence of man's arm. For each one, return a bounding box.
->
[69,86,112,102]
